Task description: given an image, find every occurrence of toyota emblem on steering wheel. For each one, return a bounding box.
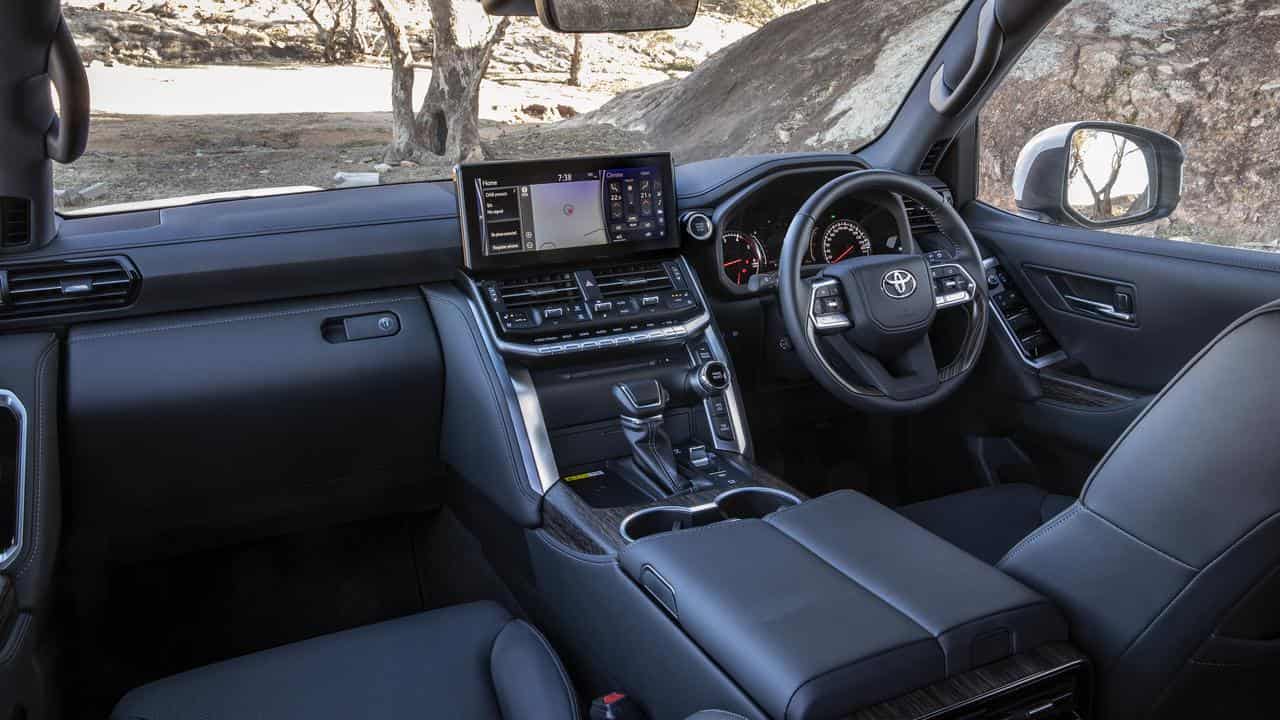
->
[882,269,918,299]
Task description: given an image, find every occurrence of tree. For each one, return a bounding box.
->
[568,35,583,86]
[1069,130,1143,220]
[372,0,510,164]
[292,0,367,63]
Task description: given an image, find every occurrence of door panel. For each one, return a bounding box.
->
[963,202,1280,491]
[967,202,1280,393]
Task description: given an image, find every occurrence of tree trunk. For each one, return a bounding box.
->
[568,35,583,86]
[415,0,510,163]
[371,0,424,162]
[373,0,508,164]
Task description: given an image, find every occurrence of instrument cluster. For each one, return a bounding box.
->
[720,196,903,287]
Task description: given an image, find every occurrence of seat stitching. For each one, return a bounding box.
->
[1082,504,1199,571]
[1078,306,1280,500]
[70,295,420,343]
[15,337,56,581]
[515,619,580,720]
[999,505,1081,565]
[1112,510,1280,673]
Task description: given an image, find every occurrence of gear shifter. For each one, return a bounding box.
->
[612,379,691,495]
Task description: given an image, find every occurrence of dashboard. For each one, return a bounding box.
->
[710,170,912,293]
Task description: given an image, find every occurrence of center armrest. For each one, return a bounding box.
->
[618,490,1067,720]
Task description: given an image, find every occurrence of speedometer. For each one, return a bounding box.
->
[721,231,765,285]
[820,220,873,264]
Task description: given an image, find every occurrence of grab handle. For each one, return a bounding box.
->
[929,0,1003,117]
[45,16,90,164]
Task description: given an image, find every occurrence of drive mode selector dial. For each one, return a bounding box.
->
[687,360,731,397]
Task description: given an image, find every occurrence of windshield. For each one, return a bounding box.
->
[56,0,964,214]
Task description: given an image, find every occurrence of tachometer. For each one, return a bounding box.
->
[820,219,873,264]
[721,231,766,285]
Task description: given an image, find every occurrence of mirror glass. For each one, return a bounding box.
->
[1066,128,1154,224]
[544,0,699,32]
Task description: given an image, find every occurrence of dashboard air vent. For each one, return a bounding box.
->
[903,196,941,234]
[1,257,138,317]
[1,197,31,248]
[594,262,674,299]
[918,139,952,175]
[495,272,580,309]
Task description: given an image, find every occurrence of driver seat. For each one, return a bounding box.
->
[898,299,1280,719]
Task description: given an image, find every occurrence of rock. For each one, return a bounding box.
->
[399,160,418,168]
[373,163,392,173]
[522,104,549,119]
[57,182,110,207]
[556,104,579,119]
[333,172,380,188]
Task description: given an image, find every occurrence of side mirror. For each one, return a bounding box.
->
[1013,121,1184,230]
[482,0,700,33]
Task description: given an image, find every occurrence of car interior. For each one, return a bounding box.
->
[1,0,1278,718]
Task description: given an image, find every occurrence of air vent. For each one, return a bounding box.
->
[594,262,674,299]
[1,257,138,317]
[0,197,31,248]
[495,272,580,309]
[903,196,941,234]
[918,138,952,175]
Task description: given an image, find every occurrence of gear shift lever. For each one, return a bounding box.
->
[612,379,691,495]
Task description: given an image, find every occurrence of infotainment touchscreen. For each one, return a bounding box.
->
[455,153,678,271]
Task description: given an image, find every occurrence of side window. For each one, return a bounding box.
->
[978,2,1280,254]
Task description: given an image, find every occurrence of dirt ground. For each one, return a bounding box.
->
[55,0,756,211]
[56,111,657,211]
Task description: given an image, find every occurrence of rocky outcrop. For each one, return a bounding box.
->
[580,0,1279,249]
[981,0,1280,249]
[578,0,963,159]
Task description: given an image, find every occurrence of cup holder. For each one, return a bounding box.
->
[620,487,801,543]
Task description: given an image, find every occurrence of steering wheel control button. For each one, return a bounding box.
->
[809,278,852,332]
[929,263,977,309]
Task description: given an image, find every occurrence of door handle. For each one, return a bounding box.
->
[1062,294,1135,324]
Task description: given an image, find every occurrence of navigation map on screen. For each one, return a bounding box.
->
[474,164,666,257]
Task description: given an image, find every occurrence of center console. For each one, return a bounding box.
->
[440,153,1088,720]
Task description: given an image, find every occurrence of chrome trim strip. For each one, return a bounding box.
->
[0,390,29,570]
[454,289,561,497]
[930,263,978,309]
[688,328,748,454]
[808,278,851,332]
[914,658,1088,720]
[1061,293,1135,323]
[460,261,712,360]
[619,487,803,543]
[715,486,801,507]
[509,367,562,493]
[982,257,1067,369]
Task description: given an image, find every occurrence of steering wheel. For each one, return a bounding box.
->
[778,170,989,414]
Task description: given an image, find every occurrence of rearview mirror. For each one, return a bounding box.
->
[1013,121,1184,230]
[482,0,699,32]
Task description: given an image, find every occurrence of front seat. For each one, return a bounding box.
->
[899,299,1280,719]
[111,601,578,720]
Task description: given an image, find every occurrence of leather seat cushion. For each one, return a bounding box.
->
[898,484,1074,564]
[111,601,578,720]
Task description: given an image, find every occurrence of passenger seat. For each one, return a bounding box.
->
[111,601,578,720]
